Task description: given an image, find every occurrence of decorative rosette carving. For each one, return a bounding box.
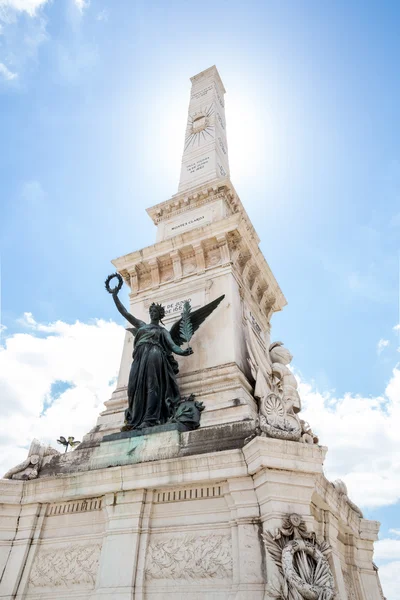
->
[260,393,302,441]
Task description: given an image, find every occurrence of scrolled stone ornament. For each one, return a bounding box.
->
[105,272,123,295]
[259,393,302,442]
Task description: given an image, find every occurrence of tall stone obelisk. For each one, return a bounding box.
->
[178,66,230,193]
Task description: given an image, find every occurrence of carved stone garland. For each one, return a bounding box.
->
[263,514,337,600]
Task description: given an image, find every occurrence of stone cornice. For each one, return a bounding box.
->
[146,179,258,240]
[0,450,247,506]
[112,214,286,317]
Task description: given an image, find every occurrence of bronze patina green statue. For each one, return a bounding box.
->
[105,273,224,431]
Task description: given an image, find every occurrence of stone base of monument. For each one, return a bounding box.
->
[35,420,255,477]
[0,433,383,600]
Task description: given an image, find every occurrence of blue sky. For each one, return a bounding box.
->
[0,0,399,596]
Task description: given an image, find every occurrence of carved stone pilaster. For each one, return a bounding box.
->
[96,490,147,597]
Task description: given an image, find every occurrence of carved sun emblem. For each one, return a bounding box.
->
[185,106,214,150]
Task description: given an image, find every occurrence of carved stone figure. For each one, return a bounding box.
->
[263,513,337,600]
[3,439,59,480]
[269,342,301,413]
[333,480,363,518]
[106,273,224,431]
[245,319,318,444]
[168,394,205,431]
[300,420,319,445]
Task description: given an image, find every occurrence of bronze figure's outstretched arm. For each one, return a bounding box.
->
[112,292,144,330]
[105,273,144,330]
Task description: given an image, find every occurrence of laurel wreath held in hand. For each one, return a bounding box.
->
[105,273,123,294]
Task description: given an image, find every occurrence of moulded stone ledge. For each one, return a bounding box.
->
[242,435,327,476]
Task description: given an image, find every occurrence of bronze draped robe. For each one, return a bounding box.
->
[125,324,180,428]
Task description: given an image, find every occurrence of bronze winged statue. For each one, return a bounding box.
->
[105,273,224,431]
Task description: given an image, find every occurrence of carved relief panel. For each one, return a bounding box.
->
[28,542,102,590]
[145,533,233,582]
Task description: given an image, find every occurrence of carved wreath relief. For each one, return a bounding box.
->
[29,543,101,589]
[145,533,232,581]
[263,514,336,600]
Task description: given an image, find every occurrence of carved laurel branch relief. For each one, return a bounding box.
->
[262,514,337,600]
[28,543,102,589]
[145,533,233,581]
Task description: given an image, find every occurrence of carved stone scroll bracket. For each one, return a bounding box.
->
[262,513,337,600]
[129,267,139,294]
[193,242,206,273]
[216,233,231,264]
[148,258,160,288]
[170,250,183,280]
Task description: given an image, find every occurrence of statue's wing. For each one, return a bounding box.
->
[170,295,225,346]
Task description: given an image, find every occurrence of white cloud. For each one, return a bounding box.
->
[394,324,400,332]
[0,61,17,80]
[0,315,125,476]
[0,0,49,17]
[74,0,89,13]
[0,0,49,84]
[378,560,400,600]
[389,529,400,537]
[299,366,400,509]
[374,539,400,600]
[377,338,390,354]
[375,538,400,561]
[96,8,108,22]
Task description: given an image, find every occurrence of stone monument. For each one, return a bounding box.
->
[0,66,385,600]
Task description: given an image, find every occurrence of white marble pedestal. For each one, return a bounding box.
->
[0,434,383,600]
